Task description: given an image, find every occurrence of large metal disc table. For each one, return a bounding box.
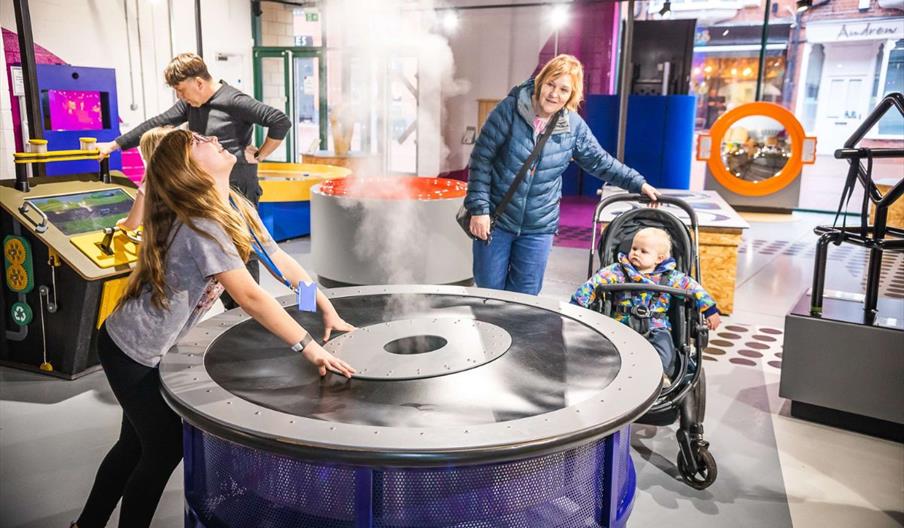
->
[160,286,662,528]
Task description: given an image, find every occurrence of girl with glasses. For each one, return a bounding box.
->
[72,128,355,528]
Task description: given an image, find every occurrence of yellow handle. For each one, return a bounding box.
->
[15,149,101,159]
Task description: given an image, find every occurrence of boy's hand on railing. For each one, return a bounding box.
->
[97,141,120,158]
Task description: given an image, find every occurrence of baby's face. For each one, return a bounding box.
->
[628,233,665,271]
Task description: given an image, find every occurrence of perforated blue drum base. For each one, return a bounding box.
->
[182,424,636,528]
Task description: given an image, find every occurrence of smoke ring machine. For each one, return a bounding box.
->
[159,285,663,528]
[311,177,472,286]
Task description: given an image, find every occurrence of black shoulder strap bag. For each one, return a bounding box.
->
[456,109,563,242]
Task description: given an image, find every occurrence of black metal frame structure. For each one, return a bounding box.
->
[810,92,904,326]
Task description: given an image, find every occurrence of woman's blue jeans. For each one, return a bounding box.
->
[472,228,555,295]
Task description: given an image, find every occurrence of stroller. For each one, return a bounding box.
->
[586,193,717,490]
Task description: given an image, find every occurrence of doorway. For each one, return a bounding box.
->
[253,48,327,162]
[814,42,878,154]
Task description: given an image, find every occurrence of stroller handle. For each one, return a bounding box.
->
[593,193,700,232]
[588,192,703,282]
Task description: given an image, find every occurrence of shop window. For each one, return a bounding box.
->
[878,40,904,136]
[691,51,787,130]
[869,43,884,111]
[801,44,824,132]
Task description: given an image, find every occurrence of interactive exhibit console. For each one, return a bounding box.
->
[160,285,663,527]
[698,102,817,212]
[2,140,138,378]
[780,93,904,442]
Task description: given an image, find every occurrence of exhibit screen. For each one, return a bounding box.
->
[41,89,110,131]
[29,189,133,236]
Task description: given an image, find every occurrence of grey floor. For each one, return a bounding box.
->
[2,210,903,528]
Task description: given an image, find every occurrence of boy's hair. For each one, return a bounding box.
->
[164,53,212,86]
[635,227,672,258]
[533,54,584,111]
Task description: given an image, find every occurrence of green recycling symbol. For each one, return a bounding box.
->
[11,302,33,326]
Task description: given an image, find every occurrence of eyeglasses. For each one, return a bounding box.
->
[191,133,216,145]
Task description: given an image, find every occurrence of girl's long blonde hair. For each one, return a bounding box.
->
[138,126,174,162]
[122,129,265,309]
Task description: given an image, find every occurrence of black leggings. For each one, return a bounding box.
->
[77,324,183,528]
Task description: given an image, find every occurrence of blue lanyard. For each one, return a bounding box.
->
[249,227,295,292]
[230,198,294,292]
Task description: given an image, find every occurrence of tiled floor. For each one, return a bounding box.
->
[1,210,902,528]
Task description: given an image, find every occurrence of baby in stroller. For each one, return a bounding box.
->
[571,227,721,382]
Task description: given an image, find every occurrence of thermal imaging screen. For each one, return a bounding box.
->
[42,89,107,131]
[29,189,133,236]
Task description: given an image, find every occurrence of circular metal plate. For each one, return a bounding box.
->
[323,317,511,380]
[159,285,662,466]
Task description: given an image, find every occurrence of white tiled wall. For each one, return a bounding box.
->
[260,2,294,47]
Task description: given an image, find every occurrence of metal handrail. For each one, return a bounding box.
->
[13,150,111,192]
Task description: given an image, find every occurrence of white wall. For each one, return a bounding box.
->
[0,0,253,178]
[0,0,555,177]
[0,27,14,177]
[443,4,553,171]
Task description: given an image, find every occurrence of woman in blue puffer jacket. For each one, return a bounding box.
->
[465,54,660,295]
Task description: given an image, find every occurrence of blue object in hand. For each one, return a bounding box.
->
[297,282,317,312]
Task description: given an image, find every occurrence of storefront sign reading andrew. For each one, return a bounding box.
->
[807,19,902,43]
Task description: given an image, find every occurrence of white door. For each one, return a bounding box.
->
[814,43,878,154]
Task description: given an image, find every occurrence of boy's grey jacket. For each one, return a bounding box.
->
[465,79,646,235]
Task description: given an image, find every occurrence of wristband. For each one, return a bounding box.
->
[290,333,314,352]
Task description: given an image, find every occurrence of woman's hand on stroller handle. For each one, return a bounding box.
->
[640,183,661,207]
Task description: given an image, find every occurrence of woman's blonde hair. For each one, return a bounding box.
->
[122,129,266,309]
[138,126,174,162]
[534,54,585,111]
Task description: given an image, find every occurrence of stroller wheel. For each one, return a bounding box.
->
[677,447,717,490]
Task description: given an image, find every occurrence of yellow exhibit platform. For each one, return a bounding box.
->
[258,162,350,202]
[70,230,140,269]
[256,162,351,241]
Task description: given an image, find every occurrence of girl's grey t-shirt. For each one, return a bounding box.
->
[106,216,278,368]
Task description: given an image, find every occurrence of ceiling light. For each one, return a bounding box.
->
[441,11,459,33]
[550,5,569,30]
[796,0,812,12]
